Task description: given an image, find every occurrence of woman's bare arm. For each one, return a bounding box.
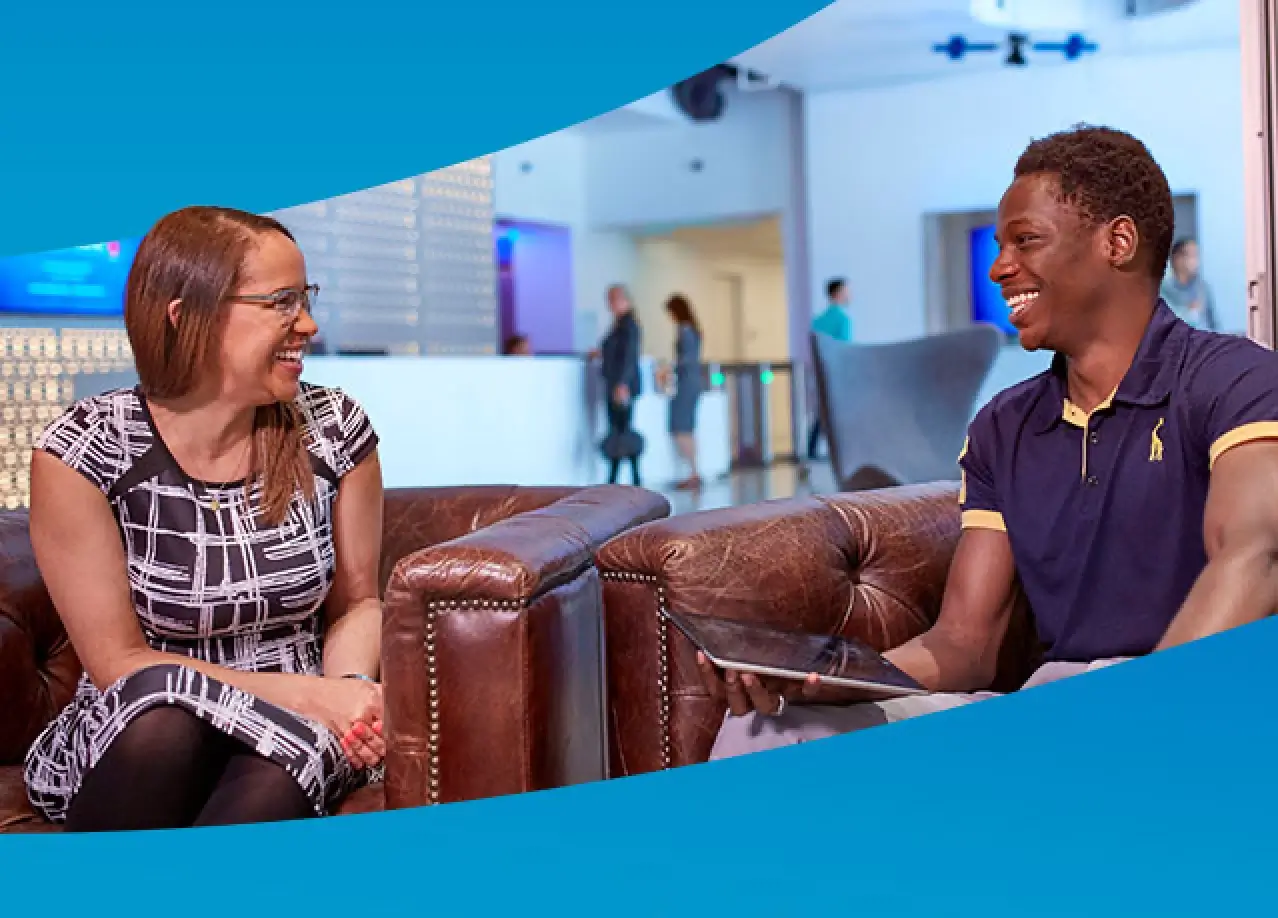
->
[321,450,384,680]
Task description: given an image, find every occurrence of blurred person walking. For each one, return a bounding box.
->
[807,277,854,459]
[598,284,644,486]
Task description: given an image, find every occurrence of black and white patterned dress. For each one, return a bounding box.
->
[23,382,380,823]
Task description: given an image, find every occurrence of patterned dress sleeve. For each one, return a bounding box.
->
[328,389,379,478]
[32,396,126,494]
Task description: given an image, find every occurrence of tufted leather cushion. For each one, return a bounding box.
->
[597,482,1040,775]
[0,511,81,767]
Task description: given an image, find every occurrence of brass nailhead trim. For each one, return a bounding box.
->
[420,594,531,804]
[426,597,528,611]
[424,608,440,804]
[601,570,671,769]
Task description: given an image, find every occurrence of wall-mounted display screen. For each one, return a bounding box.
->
[968,224,1017,337]
[0,238,140,316]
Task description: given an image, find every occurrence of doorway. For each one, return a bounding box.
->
[494,218,575,355]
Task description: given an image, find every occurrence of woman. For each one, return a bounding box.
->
[599,284,643,486]
[24,206,386,831]
[661,294,704,491]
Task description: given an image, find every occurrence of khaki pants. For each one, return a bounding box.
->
[709,658,1130,760]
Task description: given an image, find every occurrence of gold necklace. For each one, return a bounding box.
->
[209,437,253,513]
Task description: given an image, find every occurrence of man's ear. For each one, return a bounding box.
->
[1105,215,1140,270]
[166,299,182,328]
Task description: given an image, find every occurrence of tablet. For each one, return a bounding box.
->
[664,608,926,699]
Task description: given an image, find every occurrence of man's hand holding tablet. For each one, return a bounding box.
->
[667,609,926,718]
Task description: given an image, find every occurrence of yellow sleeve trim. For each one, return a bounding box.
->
[1209,421,1278,468]
[961,510,1006,532]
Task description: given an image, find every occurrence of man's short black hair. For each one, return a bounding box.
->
[1171,237,1197,259]
[826,278,846,299]
[1014,124,1174,283]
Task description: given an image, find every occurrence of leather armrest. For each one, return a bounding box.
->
[377,486,581,591]
[377,485,667,594]
[380,485,669,808]
[388,485,669,604]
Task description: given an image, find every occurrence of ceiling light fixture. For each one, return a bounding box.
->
[932,31,1099,65]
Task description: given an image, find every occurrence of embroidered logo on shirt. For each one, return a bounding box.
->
[1150,418,1165,462]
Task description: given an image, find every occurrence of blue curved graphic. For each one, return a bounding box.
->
[0,0,832,257]
[2,618,1275,914]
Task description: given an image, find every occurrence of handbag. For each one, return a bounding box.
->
[601,428,645,461]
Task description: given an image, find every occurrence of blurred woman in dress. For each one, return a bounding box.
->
[659,294,703,491]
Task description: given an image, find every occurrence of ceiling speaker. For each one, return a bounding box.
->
[670,65,735,122]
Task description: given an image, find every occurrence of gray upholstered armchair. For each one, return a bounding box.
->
[810,326,1002,491]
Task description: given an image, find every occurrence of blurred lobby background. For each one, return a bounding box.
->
[0,0,1263,516]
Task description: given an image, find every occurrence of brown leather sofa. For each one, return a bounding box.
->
[0,483,669,831]
[596,482,1040,776]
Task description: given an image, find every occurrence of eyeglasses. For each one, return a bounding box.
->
[227,284,319,321]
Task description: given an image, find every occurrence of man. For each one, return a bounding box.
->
[807,278,854,459]
[599,284,644,486]
[704,125,1278,757]
[1160,237,1219,331]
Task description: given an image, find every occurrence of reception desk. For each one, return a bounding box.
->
[301,355,731,489]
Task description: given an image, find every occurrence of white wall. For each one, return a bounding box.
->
[494,131,587,225]
[586,86,795,230]
[493,132,637,352]
[805,46,1247,351]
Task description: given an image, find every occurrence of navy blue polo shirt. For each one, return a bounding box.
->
[959,300,1278,663]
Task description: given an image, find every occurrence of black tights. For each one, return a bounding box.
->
[607,457,641,486]
[65,706,315,832]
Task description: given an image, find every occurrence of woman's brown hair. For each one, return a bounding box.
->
[665,294,701,336]
[125,206,312,525]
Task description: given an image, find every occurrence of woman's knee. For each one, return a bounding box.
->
[195,754,316,826]
[67,706,224,831]
[99,705,219,772]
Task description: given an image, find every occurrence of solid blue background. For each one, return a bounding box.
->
[0,0,832,256]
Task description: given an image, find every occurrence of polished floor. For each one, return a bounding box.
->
[646,460,841,515]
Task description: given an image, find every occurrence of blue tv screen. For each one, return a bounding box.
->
[969,224,1016,337]
[0,238,141,316]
